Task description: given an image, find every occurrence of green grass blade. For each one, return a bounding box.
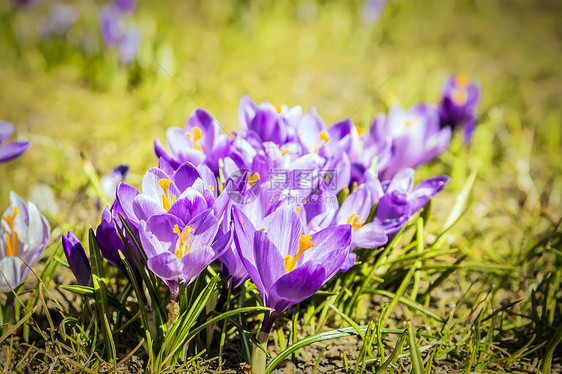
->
[265,326,405,374]
[367,289,444,322]
[540,322,562,374]
[407,322,425,374]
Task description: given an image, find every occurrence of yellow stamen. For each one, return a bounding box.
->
[3,207,20,257]
[158,179,176,211]
[455,74,470,87]
[248,172,260,186]
[356,126,365,136]
[284,235,315,273]
[405,120,413,127]
[281,149,290,156]
[259,228,265,232]
[274,105,282,114]
[452,88,468,105]
[209,185,214,191]
[229,133,236,142]
[296,206,301,212]
[186,127,203,152]
[346,213,363,230]
[173,224,194,259]
[319,131,330,143]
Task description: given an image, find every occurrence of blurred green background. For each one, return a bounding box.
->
[0,0,560,255]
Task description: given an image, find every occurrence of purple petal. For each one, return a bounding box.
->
[304,225,351,281]
[269,263,325,313]
[115,183,140,226]
[0,257,26,293]
[253,230,286,297]
[62,231,91,286]
[132,195,165,222]
[172,162,201,191]
[232,206,263,291]
[409,175,450,212]
[180,244,215,285]
[0,142,31,163]
[169,189,208,223]
[0,121,15,143]
[261,203,304,258]
[147,252,182,280]
[353,223,388,249]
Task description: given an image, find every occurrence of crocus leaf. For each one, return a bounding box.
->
[118,250,151,343]
[88,228,114,363]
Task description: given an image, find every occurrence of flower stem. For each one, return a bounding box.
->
[251,329,270,374]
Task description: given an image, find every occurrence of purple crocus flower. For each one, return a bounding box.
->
[215,171,266,288]
[362,0,386,24]
[38,2,78,37]
[99,2,141,65]
[239,96,303,145]
[119,25,141,66]
[139,210,231,297]
[0,192,50,293]
[115,162,217,228]
[114,0,136,13]
[101,164,129,203]
[304,180,389,271]
[155,109,230,175]
[100,4,123,45]
[96,205,141,277]
[0,121,30,163]
[438,74,481,144]
[232,204,351,332]
[62,231,91,286]
[373,103,451,181]
[376,168,450,236]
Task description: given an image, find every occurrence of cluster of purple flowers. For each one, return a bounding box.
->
[12,0,140,66]
[1,74,479,373]
[0,75,480,338]
[57,74,480,331]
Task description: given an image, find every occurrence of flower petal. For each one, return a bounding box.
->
[0,142,31,163]
[147,252,182,281]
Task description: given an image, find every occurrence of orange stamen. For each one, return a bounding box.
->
[346,213,363,230]
[356,126,365,136]
[274,105,282,114]
[319,131,330,143]
[186,127,203,152]
[158,179,176,211]
[248,172,260,186]
[452,88,468,105]
[173,224,194,259]
[455,74,470,87]
[284,235,315,273]
[3,207,20,257]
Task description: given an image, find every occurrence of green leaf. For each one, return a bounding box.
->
[118,250,151,343]
[60,285,139,325]
[115,214,166,331]
[88,228,114,362]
